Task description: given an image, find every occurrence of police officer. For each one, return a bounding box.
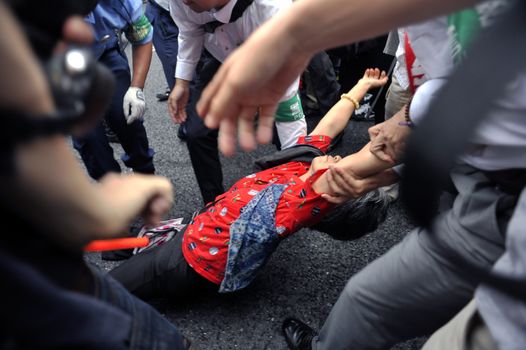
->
[74,0,155,179]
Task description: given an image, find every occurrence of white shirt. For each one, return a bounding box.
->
[406,14,526,171]
[170,0,299,100]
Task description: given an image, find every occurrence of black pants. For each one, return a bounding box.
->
[110,231,217,300]
[185,52,224,204]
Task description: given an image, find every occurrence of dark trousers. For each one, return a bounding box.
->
[110,230,217,300]
[306,51,341,116]
[334,35,393,124]
[145,1,179,90]
[0,247,187,349]
[185,53,224,204]
[73,47,154,180]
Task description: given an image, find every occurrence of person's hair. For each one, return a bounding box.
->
[311,189,391,240]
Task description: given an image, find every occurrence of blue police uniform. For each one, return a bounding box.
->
[145,0,179,90]
[74,0,155,179]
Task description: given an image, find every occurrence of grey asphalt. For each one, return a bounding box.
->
[86,50,426,350]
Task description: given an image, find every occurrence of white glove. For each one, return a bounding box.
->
[123,87,146,124]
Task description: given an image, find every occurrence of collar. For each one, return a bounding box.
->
[213,0,238,23]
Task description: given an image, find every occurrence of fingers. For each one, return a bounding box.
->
[143,196,172,225]
[256,105,277,145]
[237,106,258,151]
[368,124,381,141]
[328,166,360,198]
[218,117,239,156]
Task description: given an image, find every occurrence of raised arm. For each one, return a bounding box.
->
[197,0,480,155]
[310,68,387,139]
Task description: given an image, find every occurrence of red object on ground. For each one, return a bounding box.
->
[84,237,150,252]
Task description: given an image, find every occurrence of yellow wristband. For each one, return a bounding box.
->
[340,94,360,109]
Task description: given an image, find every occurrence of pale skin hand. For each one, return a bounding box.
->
[197,17,312,155]
[368,106,412,164]
[0,12,175,249]
[196,0,478,156]
[168,79,190,124]
[321,166,398,204]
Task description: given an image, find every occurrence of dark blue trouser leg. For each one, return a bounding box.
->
[145,2,179,90]
[73,48,154,179]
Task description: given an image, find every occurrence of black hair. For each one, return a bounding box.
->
[311,189,391,241]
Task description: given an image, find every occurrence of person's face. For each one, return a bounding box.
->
[310,155,342,173]
[182,0,226,13]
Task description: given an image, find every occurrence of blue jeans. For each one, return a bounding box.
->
[95,267,188,349]
[73,47,155,179]
[146,1,179,90]
[0,245,187,349]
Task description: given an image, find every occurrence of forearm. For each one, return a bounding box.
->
[3,137,123,248]
[310,81,369,138]
[340,142,393,178]
[130,42,153,88]
[279,0,479,55]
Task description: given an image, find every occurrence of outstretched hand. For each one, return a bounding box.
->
[358,68,389,90]
[196,22,312,156]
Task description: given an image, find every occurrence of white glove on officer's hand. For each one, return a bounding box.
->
[123,87,146,124]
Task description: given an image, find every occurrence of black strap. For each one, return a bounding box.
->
[202,0,254,34]
[401,0,526,301]
[0,108,82,175]
[254,144,325,171]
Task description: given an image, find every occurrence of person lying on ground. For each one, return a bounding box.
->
[110,68,399,298]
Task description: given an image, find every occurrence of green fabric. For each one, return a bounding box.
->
[275,93,305,122]
[125,14,152,43]
[447,8,481,62]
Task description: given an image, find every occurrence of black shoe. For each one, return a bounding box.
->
[177,123,187,141]
[156,87,170,102]
[282,317,315,350]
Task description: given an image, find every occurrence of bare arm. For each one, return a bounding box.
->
[310,68,387,139]
[130,41,153,88]
[0,11,173,249]
[311,143,393,195]
[197,0,479,155]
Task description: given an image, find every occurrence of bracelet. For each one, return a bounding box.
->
[341,93,360,109]
[398,99,414,128]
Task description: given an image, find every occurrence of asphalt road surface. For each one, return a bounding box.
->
[85,49,426,350]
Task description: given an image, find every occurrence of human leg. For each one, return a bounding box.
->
[110,231,217,299]
[384,74,412,120]
[103,49,155,175]
[94,266,191,349]
[421,300,497,350]
[310,164,513,349]
[145,2,178,90]
[73,121,122,179]
[184,53,224,204]
[306,51,341,116]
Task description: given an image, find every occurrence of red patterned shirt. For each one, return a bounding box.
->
[182,135,334,284]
